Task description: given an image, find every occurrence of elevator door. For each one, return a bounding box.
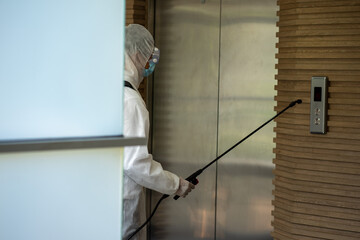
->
[151,0,277,239]
[151,1,220,239]
[217,0,277,239]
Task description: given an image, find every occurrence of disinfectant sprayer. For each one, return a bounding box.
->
[127,99,302,240]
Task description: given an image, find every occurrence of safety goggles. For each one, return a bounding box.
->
[143,47,160,77]
[145,47,160,69]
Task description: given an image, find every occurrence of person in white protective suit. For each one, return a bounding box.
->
[123,24,195,240]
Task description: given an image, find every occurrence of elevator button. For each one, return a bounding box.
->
[310,76,328,134]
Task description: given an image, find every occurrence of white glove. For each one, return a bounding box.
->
[175,177,195,198]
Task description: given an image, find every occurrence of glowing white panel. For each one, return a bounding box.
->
[0,0,125,140]
[0,148,123,240]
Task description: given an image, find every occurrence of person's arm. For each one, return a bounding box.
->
[123,96,180,195]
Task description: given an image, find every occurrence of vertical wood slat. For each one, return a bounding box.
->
[126,0,148,102]
[272,1,360,239]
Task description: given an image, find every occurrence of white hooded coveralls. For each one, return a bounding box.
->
[123,24,180,240]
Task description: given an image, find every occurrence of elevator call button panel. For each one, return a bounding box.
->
[310,76,328,134]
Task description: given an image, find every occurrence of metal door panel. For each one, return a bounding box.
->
[217,0,277,239]
[151,0,220,239]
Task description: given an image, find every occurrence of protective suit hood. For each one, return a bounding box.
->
[124,24,154,89]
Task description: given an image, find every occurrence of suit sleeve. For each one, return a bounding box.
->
[123,97,180,195]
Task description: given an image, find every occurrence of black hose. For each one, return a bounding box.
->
[127,194,169,240]
[127,99,302,239]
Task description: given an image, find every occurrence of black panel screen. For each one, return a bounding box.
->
[314,87,322,102]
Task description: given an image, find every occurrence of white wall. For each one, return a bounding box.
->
[0,0,125,140]
[0,1,126,239]
[0,148,123,240]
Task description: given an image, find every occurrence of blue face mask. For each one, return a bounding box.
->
[143,47,160,77]
[143,61,156,77]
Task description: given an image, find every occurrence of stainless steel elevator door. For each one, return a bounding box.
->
[151,0,277,239]
[217,0,277,239]
[151,1,220,239]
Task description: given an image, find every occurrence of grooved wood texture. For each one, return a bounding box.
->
[126,0,148,101]
[272,0,360,239]
[126,0,147,26]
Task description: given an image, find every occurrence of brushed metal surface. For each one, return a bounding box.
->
[0,136,145,153]
[151,0,220,239]
[217,0,277,239]
[310,76,328,134]
[150,0,277,239]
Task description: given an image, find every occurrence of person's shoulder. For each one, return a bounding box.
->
[124,89,148,114]
[125,88,144,103]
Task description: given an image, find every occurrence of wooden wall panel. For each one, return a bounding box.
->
[126,0,148,102]
[272,0,360,239]
[126,0,147,26]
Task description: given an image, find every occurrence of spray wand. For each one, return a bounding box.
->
[127,99,302,239]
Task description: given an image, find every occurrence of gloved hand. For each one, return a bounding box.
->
[175,177,195,198]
